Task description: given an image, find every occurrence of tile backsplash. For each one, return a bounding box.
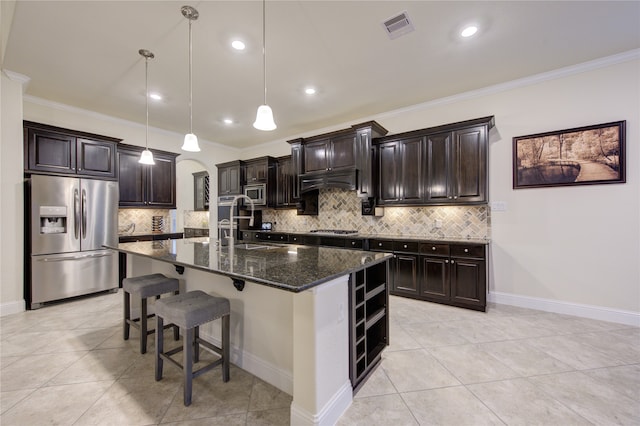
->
[184,211,210,228]
[261,188,490,239]
[118,209,171,234]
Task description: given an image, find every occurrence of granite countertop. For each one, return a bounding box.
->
[254,230,490,245]
[106,238,392,293]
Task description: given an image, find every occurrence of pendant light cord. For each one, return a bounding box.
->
[189,17,193,134]
[145,56,149,149]
[262,0,267,105]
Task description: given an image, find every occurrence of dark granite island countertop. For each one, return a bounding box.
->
[106,238,392,292]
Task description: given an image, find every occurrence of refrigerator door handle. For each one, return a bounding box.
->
[36,252,114,262]
[81,188,87,239]
[74,188,80,240]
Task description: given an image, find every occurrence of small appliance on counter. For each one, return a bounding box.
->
[261,222,272,231]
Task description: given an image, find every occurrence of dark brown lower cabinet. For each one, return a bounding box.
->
[393,254,419,296]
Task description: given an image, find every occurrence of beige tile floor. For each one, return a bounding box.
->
[1,291,638,425]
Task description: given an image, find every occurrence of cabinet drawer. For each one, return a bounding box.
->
[419,243,450,256]
[450,244,485,259]
[370,239,394,251]
[394,241,419,253]
[345,239,364,249]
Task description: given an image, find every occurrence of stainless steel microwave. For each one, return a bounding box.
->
[244,183,266,205]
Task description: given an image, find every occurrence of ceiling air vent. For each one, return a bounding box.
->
[382,11,415,40]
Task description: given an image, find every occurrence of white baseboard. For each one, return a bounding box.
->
[290,380,353,426]
[0,300,26,317]
[199,330,293,395]
[488,291,640,327]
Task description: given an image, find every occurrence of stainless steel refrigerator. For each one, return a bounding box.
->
[26,175,119,309]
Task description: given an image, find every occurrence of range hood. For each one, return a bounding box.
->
[299,169,357,193]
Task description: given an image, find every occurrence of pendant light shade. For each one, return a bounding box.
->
[254,0,276,131]
[182,133,200,151]
[253,105,276,131]
[139,149,155,165]
[181,5,201,152]
[138,49,155,165]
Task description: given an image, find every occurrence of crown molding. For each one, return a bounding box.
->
[2,69,31,91]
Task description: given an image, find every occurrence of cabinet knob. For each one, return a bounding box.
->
[378,243,383,247]
[403,244,408,248]
[448,196,453,199]
[464,248,469,253]
[352,241,356,246]
[432,246,436,251]
[445,259,449,263]
[451,260,455,264]
[454,196,458,199]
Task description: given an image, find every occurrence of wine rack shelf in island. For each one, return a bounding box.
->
[349,260,389,392]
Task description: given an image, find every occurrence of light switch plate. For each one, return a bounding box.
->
[491,201,507,211]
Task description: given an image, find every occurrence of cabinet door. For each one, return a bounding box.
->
[450,258,486,308]
[218,164,242,195]
[377,142,400,203]
[246,161,268,183]
[77,138,117,178]
[356,129,373,197]
[400,137,424,202]
[420,256,450,301]
[276,156,294,207]
[193,172,208,211]
[117,149,146,206]
[425,131,452,203]
[392,254,419,296]
[147,154,176,207]
[26,128,76,174]
[228,165,242,194]
[330,134,356,170]
[304,139,330,173]
[452,125,487,203]
[290,142,302,199]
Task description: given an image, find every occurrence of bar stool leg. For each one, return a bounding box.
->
[140,298,148,354]
[155,315,164,381]
[173,290,180,341]
[123,291,131,340]
[183,327,194,406]
[193,326,200,363]
[222,314,230,382]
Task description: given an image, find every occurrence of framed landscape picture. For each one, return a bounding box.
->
[513,121,626,189]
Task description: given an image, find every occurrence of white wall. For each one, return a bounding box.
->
[0,71,25,314]
[2,52,638,323]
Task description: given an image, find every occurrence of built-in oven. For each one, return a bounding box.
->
[244,183,266,206]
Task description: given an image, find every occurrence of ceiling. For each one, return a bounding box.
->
[3,1,639,149]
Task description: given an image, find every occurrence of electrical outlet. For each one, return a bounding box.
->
[491,201,508,211]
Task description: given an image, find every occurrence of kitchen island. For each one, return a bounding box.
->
[107,238,392,426]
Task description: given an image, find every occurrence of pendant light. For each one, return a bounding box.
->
[138,49,155,165]
[181,5,201,152]
[253,0,277,131]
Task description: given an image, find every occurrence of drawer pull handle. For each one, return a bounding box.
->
[464,248,469,253]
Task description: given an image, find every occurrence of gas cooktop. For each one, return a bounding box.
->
[309,229,359,235]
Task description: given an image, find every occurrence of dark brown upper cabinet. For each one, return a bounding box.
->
[117,144,177,208]
[245,158,271,183]
[425,125,487,204]
[374,116,493,206]
[288,121,387,196]
[24,121,119,179]
[216,160,244,196]
[275,155,296,208]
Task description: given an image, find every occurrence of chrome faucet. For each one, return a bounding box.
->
[221,194,255,247]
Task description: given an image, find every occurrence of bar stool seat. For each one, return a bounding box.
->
[123,273,180,354]
[155,290,230,406]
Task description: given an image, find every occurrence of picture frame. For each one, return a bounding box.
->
[513,121,626,189]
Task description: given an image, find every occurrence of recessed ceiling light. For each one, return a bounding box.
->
[305,87,316,95]
[149,93,162,101]
[461,25,478,38]
[223,118,234,125]
[231,40,245,50]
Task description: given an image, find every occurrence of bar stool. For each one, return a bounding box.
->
[154,290,230,406]
[123,273,180,354]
